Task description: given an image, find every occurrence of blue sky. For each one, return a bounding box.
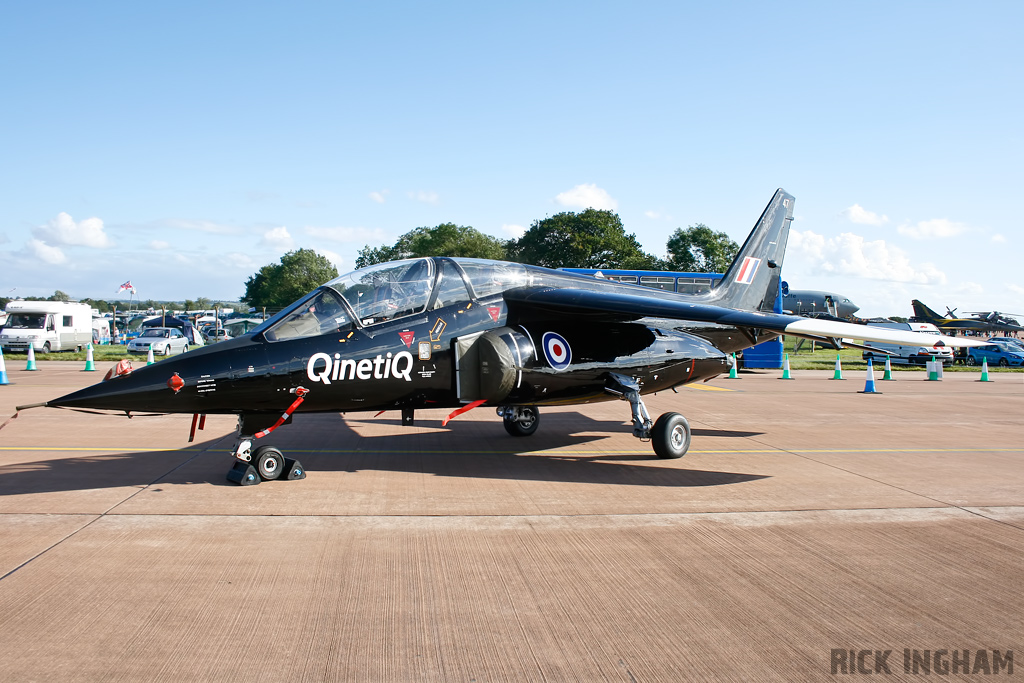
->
[2,1,1021,318]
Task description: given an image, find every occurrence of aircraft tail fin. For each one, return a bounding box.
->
[911,299,942,322]
[704,189,795,312]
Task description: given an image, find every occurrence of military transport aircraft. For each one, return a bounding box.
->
[911,300,1024,334]
[781,289,860,319]
[25,190,983,485]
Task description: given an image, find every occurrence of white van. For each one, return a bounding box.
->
[861,321,955,366]
[0,301,94,353]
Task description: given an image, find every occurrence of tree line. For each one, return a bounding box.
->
[242,209,738,310]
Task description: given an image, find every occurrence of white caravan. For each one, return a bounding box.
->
[0,301,94,353]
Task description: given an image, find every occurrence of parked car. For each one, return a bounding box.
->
[967,343,1024,367]
[204,328,233,343]
[127,327,190,356]
[861,321,954,366]
[985,337,1024,351]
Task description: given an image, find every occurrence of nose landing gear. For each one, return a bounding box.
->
[226,404,308,486]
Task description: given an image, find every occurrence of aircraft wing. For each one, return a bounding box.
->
[504,287,985,348]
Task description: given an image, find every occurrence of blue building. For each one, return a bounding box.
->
[561,268,783,368]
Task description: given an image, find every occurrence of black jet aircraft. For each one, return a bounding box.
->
[30,190,982,485]
[911,300,1024,334]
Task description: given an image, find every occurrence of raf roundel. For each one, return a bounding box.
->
[541,332,572,371]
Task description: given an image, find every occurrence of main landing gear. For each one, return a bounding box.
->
[497,406,540,436]
[497,373,692,459]
[605,372,690,459]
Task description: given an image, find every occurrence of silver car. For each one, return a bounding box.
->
[128,327,190,356]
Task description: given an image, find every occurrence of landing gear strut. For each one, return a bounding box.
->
[605,372,691,459]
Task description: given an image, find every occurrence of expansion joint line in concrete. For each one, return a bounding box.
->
[741,434,1024,535]
[0,446,213,584]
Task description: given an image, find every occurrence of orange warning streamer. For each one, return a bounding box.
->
[442,399,486,427]
[254,387,309,439]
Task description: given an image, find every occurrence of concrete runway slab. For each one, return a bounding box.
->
[0,363,1021,681]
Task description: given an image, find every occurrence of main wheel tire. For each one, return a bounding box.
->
[999,358,1009,367]
[41,342,51,354]
[967,356,977,366]
[503,407,540,437]
[652,412,691,459]
[253,445,284,481]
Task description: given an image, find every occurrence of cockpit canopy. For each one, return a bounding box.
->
[256,258,531,342]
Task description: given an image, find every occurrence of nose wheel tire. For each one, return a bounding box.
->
[253,445,284,481]
[503,407,540,437]
[652,412,691,459]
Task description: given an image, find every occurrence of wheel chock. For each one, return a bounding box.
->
[226,461,260,485]
[283,458,306,481]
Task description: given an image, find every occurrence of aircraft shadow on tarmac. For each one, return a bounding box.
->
[0,412,769,494]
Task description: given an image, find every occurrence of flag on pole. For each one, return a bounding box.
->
[118,280,133,293]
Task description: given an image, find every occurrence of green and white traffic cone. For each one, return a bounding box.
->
[83,343,96,371]
[881,355,894,381]
[830,353,844,380]
[727,353,738,379]
[979,357,992,382]
[0,347,9,385]
[779,353,794,379]
[858,358,881,394]
[25,345,38,371]
[146,345,155,366]
[926,356,940,381]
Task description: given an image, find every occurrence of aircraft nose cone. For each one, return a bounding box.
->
[47,361,193,413]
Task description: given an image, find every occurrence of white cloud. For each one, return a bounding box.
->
[34,212,112,248]
[149,240,170,250]
[644,210,671,220]
[991,233,1006,243]
[1007,283,1024,296]
[259,226,294,250]
[408,190,439,204]
[955,281,984,295]
[318,249,344,268]
[500,223,526,239]
[0,232,9,245]
[164,219,242,235]
[896,218,970,240]
[789,229,946,285]
[555,183,617,211]
[223,252,258,269]
[304,226,387,243]
[842,204,889,226]
[27,238,68,265]
[369,190,389,204]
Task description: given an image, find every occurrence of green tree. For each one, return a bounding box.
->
[80,298,111,312]
[510,209,662,269]
[356,223,509,268]
[47,290,71,302]
[665,224,739,273]
[242,249,339,310]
